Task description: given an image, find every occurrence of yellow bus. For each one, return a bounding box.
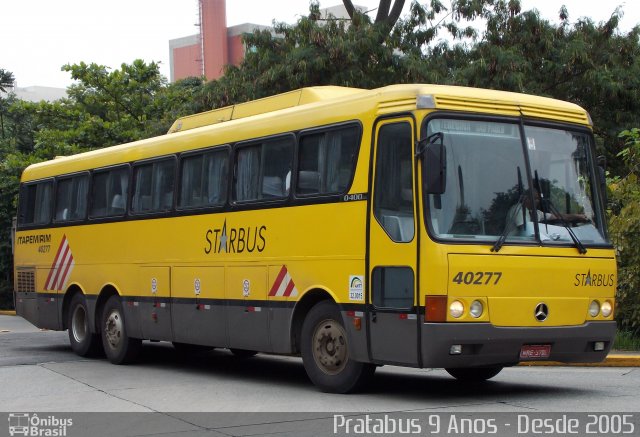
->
[13,84,616,393]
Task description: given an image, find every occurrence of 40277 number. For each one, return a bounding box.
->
[452,271,502,286]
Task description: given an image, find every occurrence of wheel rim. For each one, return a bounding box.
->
[312,318,348,375]
[71,304,88,344]
[104,308,123,351]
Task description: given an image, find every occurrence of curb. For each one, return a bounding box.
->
[0,310,16,316]
[519,354,640,367]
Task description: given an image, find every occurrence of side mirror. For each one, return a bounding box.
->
[423,142,446,195]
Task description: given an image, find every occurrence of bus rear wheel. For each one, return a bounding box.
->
[67,293,102,357]
[445,366,503,382]
[301,300,375,393]
[101,295,141,364]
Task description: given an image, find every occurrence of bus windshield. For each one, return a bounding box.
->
[425,118,608,247]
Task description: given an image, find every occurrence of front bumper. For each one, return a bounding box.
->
[421,321,616,368]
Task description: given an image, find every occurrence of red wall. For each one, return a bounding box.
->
[201,0,228,80]
[228,34,245,67]
[173,44,202,80]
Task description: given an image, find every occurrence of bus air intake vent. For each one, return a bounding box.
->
[16,268,36,293]
[434,96,590,125]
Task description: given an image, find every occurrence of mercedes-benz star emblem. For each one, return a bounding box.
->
[535,303,549,322]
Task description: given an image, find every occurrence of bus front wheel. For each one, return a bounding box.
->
[445,366,503,382]
[301,300,375,393]
[100,295,141,364]
[67,293,101,357]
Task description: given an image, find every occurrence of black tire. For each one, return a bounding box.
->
[100,295,141,364]
[301,300,375,393]
[172,342,214,355]
[230,348,258,358]
[445,366,503,382]
[67,293,102,357]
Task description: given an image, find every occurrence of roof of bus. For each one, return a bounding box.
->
[21,83,591,182]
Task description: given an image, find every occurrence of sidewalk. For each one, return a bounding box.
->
[1,311,639,366]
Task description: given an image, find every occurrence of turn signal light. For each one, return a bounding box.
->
[425,295,447,322]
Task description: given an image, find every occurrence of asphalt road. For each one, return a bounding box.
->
[1,315,639,436]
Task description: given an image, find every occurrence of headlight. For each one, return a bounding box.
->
[449,300,464,318]
[589,300,600,317]
[470,300,484,318]
[601,301,613,317]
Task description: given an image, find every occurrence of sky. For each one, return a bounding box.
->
[1,0,638,89]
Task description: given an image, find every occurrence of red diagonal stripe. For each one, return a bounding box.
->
[269,265,288,296]
[282,279,296,297]
[48,244,70,291]
[55,253,74,291]
[44,235,67,290]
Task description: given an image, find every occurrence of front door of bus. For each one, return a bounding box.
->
[368,118,419,365]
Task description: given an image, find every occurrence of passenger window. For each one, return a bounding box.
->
[55,174,88,222]
[90,167,129,218]
[297,125,359,196]
[19,181,53,225]
[373,122,415,242]
[234,137,293,202]
[132,159,176,213]
[179,149,228,208]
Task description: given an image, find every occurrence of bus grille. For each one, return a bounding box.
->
[16,268,35,293]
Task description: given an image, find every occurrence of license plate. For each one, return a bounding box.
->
[520,344,551,360]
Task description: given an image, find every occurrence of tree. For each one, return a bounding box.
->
[0,61,202,307]
[342,0,405,29]
[454,4,640,175]
[0,69,14,93]
[608,128,640,335]
[0,69,16,140]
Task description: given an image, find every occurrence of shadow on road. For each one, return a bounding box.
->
[126,341,594,401]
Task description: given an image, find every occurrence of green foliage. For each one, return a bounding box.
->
[608,128,640,335]
[614,330,640,351]
[0,69,14,93]
[0,62,204,307]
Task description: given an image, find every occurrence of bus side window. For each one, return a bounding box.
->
[132,159,175,213]
[90,166,129,218]
[19,180,53,226]
[179,149,228,209]
[297,125,359,196]
[55,174,88,222]
[234,137,293,202]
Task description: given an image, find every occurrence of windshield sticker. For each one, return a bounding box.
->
[527,137,536,150]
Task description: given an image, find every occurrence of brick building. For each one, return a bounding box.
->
[169,0,362,82]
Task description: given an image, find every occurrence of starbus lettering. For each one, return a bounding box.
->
[574,270,615,287]
[204,219,267,254]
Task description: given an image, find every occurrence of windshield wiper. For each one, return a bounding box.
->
[416,132,443,157]
[491,193,526,253]
[542,198,588,254]
[534,171,587,255]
